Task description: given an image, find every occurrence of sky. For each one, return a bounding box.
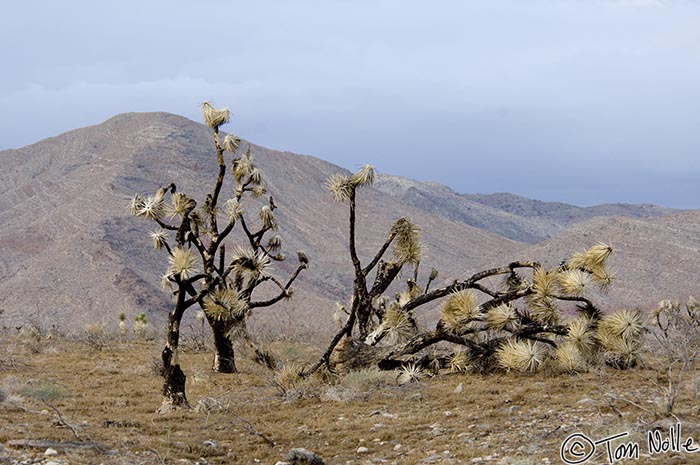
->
[1,0,699,208]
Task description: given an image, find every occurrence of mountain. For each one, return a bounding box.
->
[507,211,700,310]
[0,112,697,333]
[375,175,679,243]
[0,112,522,331]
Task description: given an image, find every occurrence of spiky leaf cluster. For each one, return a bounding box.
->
[348,165,376,188]
[391,217,422,265]
[203,286,247,322]
[167,247,198,279]
[326,173,353,203]
[555,342,588,373]
[486,304,518,331]
[130,193,165,220]
[496,339,547,372]
[528,268,560,325]
[202,102,230,129]
[232,246,271,281]
[441,290,480,334]
[596,309,644,369]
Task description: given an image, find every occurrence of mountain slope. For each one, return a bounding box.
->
[0,112,696,332]
[505,211,700,310]
[0,112,523,330]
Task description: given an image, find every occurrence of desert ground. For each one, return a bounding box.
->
[1,324,698,465]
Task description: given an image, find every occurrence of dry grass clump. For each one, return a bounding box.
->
[82,323,110,351]
[322,367,395,402]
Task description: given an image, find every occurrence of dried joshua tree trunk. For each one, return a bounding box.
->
[131,103,308,410]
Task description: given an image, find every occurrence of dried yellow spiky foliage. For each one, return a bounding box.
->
[168,192,196,219]
[441,290,480,334]
[232,246,271,281]
[232,148,256,183]
[223,134,241,153]
[202,102,230,129]
[259,205,277,230]
[397,363,425,385]
[597,309,644,369]
[597,330,642,369]
[568,242,613,274]
[274,362,305,392]
[150,230,169,250]
[203,286,247,321]
[448,351,471,373]
[532,267,559,298]
[326,173,353,203]
[391,218,422,265]
[528,267,561,325]
[224,198,243,222]
[496,339,547,372]
[555,342,588,373]
[486,304,518,331]
[558,269,593,298]
[266,235,283,253]
[381,305,416,345]
[598,309,643,340]
[130,193,165,220]
[349,164,376,188]
[167,247,198,279]
[566,316,597,356]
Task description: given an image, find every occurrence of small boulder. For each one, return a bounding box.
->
[284,448,325,465]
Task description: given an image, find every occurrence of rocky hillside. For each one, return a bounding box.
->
[0,112,696,331]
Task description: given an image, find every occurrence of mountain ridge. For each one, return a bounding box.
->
[0,111,697,330]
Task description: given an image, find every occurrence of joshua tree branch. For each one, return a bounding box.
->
[347,189,363,279]
[403,262,539,312]
[362,233,396,276]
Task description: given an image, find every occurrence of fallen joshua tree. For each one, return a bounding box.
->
[305,165,644,377]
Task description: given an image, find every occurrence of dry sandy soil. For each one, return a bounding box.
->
[1,332,699,465]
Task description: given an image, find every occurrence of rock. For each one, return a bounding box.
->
[393,444,402,451]
[430,426,447,436]
[356,446,369,454]
[45,462,61,465]
[203,440,218,448]
[284,448,325,465]
[454,383,464,393]
[44,448,58,456]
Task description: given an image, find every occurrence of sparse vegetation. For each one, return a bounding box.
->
[646,297,700,415]
[1,334,699,464]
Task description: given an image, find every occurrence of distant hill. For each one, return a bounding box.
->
[507,211,700,310]
[375,175,679,243]
[0,112,697,332]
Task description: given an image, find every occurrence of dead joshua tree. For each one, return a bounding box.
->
[131,103,308,411]
[307,165,644,376]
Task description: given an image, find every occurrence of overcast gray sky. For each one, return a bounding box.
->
[2,0,699,208]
